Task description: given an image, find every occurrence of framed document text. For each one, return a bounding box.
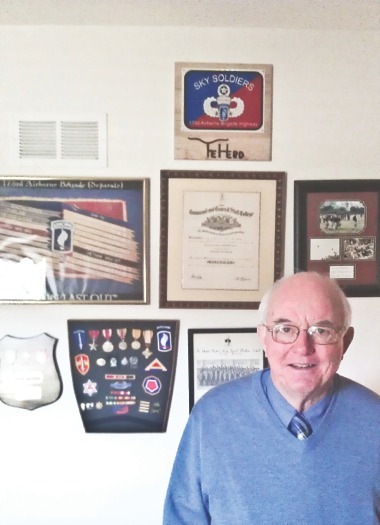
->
[160,170,286,308]
[175,62,273,161]
[188,327,265,410]
[294,179,380,296]
[0,177,149,304]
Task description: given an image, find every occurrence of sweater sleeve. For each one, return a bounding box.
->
[163,406,211,525]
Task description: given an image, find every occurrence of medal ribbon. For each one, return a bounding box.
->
[102,329,112,341]
[117,328,127,340]
[89,330,99,341]
[143,330,153,345]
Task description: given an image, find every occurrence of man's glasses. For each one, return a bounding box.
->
[263,324,344,345]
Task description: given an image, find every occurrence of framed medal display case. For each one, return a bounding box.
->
[68,319,179,433]
[188,327,266,411]
[0,177,149,304]
[294,179,380,296]
[160,170,286,309]
[175,62,273,161]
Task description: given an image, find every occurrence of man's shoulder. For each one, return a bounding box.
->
[193,370,263,411]
[336,374,380,408]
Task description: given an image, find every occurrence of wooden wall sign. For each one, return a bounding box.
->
[175,62,273,161]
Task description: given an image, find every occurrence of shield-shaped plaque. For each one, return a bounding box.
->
[0,333,62,410]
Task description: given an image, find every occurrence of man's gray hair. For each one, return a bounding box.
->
[258,272,352,331]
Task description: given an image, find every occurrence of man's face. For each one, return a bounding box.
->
[258,274,353,409]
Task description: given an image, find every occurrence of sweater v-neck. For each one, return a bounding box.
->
[252,370,339,448]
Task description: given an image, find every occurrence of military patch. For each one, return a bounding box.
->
[145,358,167,372]
[142,376,162,395]
[75,354,90,375]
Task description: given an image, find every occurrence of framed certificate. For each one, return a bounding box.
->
[0,177,149,303]
[294,179,380,296]
[188,327,265,410]
[160,170,286,309]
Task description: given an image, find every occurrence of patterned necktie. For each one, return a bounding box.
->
[288,412,313,440]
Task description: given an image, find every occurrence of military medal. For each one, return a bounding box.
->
[83,379,98,397]
[105,373,136,380]
[131,329,141,350]
[89,330,99,351]
[73,329,86,350]
[102,329,114,352]
[142,329,154,359]
[129,356,138,368]
[152,402,161,414]
[117,328,128,350]
[139,400,150,413]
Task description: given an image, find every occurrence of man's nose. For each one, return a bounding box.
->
[291,329,315,354]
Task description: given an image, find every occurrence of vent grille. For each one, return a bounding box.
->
[19,121,57,159]
[10,114,107,167]
[61,121,99,160]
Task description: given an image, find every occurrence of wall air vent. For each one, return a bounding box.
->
[19,121,57,159]
[10,114,108,168]
[61,121,99,160]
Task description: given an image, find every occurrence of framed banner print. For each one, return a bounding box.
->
[175,62,273,161]
[188,327,265,410]
[68,319,179,433]
[0,177,149,304]
[160,170,286,309]
[294,179,380,296]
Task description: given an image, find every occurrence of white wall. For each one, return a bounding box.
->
[0,24,378,525]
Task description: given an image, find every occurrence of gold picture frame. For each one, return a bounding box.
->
[0,177,150,304]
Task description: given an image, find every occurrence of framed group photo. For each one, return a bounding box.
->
[160,170,286,309]
[188,327,266,410]
[294,179,380,296]
[0,177,150,304]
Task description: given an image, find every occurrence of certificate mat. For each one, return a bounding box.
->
[160,171,286,308]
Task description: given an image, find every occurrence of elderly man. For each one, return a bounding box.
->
[163,272,380,524]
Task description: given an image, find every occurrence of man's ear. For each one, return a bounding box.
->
[257,325,267,348]
[342,326,354,355]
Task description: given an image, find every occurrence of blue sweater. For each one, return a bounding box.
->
[164,372,380,524]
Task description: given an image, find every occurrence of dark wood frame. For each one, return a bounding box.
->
[294,179,380,297]
[160,170,286,309]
